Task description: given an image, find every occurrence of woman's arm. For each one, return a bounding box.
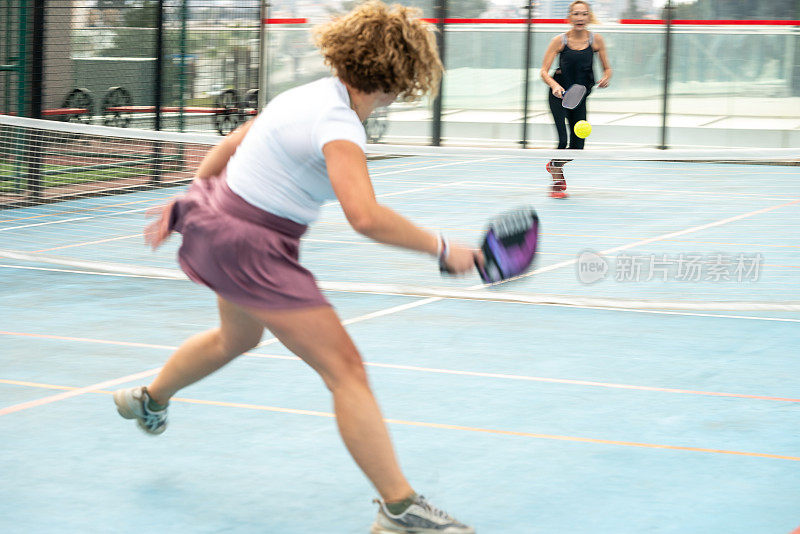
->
[594,34,612,88]
[540,36,566,98]
[323,140,478,274]
[196,119,255,179]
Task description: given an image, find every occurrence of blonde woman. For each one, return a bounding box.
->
[113,2,477,532]
[540,0,612,197]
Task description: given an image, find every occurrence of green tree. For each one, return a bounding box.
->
[106,1,158,58]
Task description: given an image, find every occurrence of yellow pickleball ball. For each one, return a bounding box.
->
[574,120,592,139]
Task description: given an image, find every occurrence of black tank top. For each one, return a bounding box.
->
[556,32,595,93]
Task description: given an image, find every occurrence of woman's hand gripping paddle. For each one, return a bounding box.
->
[561,84,587,110]
[440,207,540,284]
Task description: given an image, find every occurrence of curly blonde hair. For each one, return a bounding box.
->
[313,1,443,101]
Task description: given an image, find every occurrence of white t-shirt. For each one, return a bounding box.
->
[225,77,367,225]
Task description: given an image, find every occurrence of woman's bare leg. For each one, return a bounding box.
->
[147,294,411,501]
[147,296,264,404]
[242,300,413,502]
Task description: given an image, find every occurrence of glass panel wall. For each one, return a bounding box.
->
[11,0,796,148]
[278,1,797,149]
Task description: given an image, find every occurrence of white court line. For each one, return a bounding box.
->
[0,214,94,231]
[0,206,149,232]
[0,263,179,279]
[0,367,162,416]
[456,181,800,201]
[3,182,797,414]
[0,297,440,416]
[255,298,441,347]
[1,264,796,319]
[319,154,506,208]
[491,197,800,286]
[369,156,505,178]
[34,233,141,252]
[1,156,496,234]
[5,331,797,403]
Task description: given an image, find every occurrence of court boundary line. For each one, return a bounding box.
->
[3,188,798,420]
[0,368,161,416]
[497,197,800,285]
[2,330,798,403]
[456,181,800,201]
[1,379,798,462]
[0,157,487,228]
[1,262,798,318]
[0,174,470,233]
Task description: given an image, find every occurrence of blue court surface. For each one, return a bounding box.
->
[1,152,799,533]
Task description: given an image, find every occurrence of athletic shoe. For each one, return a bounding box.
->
[545,161,568,198]
[371,494,475,533]
[550,181,568,198]
[113,386,167,435]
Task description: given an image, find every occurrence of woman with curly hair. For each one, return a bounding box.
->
[112,2,477,532]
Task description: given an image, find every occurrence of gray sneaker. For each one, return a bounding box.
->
[113,386,167,435]
[371,494,475,534]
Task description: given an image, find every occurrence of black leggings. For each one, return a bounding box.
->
[548,91,588,152]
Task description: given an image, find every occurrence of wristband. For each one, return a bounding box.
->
[438,234,450,272]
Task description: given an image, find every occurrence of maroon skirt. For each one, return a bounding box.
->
[165,174,330,310]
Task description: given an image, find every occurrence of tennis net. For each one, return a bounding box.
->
[2,115,798,312]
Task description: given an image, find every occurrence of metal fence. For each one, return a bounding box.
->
[2,0,799,148]
[1,0,261,135]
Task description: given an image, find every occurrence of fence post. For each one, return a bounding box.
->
[30,0,44,119]
[150,0,165,184]
[179,0,187,132]
[154,0,164,131]
[431,0,446,146]
[259,0,269,108]
[520,0,534,148]
[659,0,673,150]
[16,0,28,117]
[25,0,45,202]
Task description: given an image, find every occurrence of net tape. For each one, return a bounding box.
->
[3,114,799,162]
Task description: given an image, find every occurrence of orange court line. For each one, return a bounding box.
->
[2,330,799,403]
[1,379,798,462]
[33,233,142,253]
[0,368,161,416]
[545,234,800,249]
[28,229,800,257]
[0,330,178,350]
[0,196,163,224]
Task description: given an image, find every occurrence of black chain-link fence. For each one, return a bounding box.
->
[1,0,260,134]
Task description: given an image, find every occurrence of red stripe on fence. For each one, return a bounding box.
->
[263,18,307,24]
[262,17,798,26]
[41,108,88,116]
[262,17,567,25]
[420,18,566,24]
[621,19,800,25]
